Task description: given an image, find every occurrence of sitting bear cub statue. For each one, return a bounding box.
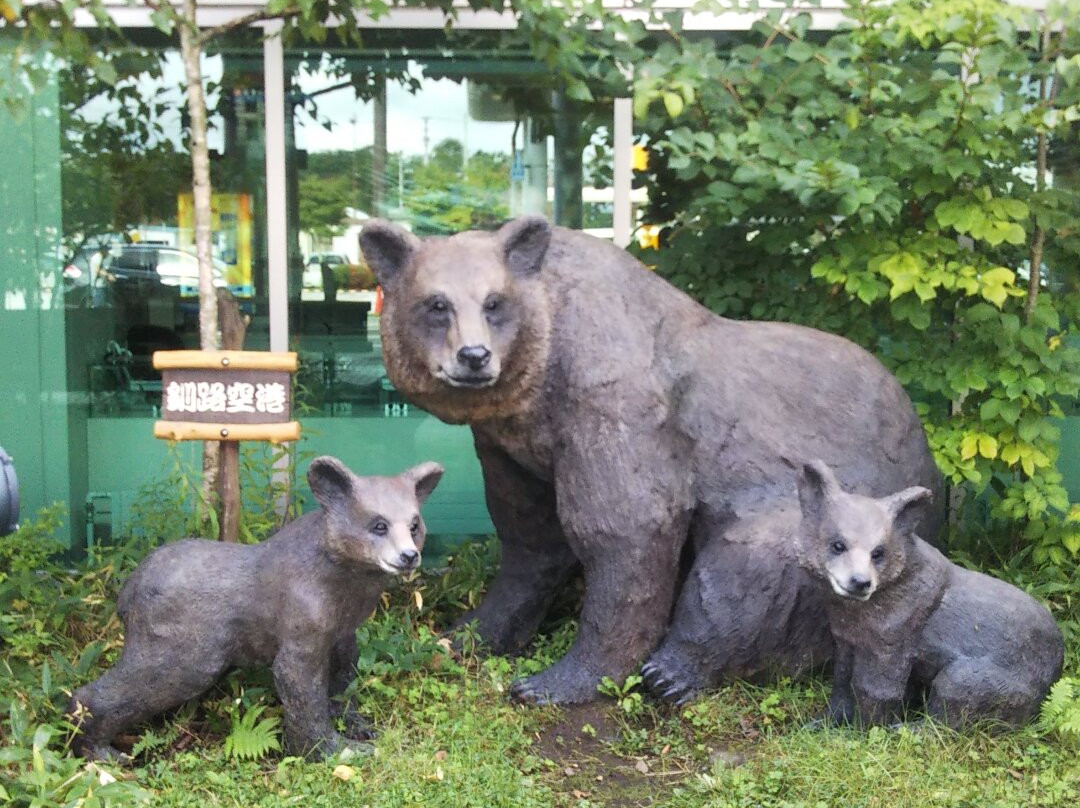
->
[69,457,443,761]
[796,459,1063,729]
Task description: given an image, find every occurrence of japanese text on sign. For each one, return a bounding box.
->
[165,381,287,415]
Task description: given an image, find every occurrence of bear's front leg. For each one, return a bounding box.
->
[455,437,578,655]
[329,631,375,742]
[825,643,857,726]
[273,641,349,760]
[510,435,692,705]
[849,651,912,727]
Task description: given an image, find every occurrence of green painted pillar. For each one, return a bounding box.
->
[0,59,76,545]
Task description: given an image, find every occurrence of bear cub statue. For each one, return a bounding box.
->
[69,456,443,761]
[796,459,1063,729]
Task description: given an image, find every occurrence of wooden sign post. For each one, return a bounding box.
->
[153,350,300,541]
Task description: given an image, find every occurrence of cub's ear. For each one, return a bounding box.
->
[498,216,551,278]
[359,219,421,289]
[797,459,841,529]
[403,461,444,505]
[883,486,932,539]
[308,456,355,511]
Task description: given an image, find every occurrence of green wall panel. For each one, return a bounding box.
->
[0,66,71,537]
[85,415,493,538]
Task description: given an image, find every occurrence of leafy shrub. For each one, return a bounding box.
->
[333,262,377,291]
[633,0,1080,567]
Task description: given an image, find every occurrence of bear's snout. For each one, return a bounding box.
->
[848,575,873,595]
[457,345,492,371]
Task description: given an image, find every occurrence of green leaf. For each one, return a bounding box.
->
[1064,531,1080,555]
[786,40,815,63]
[978,434,998,459]
[979,398,1000,420]
[566,82,594,103]
[663,92,684,118]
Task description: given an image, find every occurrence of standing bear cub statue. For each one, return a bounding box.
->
[796,459,1063,729]
[69,457,443,761]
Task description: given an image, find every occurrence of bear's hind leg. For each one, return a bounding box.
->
[70,652,226,761]
[646,516,830,704]
[927,659,1041,729]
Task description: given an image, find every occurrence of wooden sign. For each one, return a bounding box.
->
[152,351,300,443]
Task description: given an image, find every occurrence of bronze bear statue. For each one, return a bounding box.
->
[360,216,943,705]
[797,459,1063,729]
[69,457,443,760]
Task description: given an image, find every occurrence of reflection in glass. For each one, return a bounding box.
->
[59,42,268,417]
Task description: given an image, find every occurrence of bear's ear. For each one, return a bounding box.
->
[797,459,840,530]
[402,461,444,505]
[308,456,355,511]
[883,486,932,539]
[359,219,420,289]
[498,216,551,278]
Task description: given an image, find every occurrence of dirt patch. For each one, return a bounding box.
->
[531,702,688,808]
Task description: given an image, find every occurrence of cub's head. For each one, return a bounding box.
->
[307,457,443,574]
[358,217,552,421]
[796,460,931,602]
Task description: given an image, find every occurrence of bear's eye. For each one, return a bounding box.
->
[870,546,886,563]
[829,539,847,555]
[483,295,503,313]
[371,519,389,536]
[428,297,449,314]
[409,518,420,536]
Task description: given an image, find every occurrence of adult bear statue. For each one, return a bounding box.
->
[359,216,944,705]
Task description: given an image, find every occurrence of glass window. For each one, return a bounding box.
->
[59,38,270,417]
[285,42,614,417]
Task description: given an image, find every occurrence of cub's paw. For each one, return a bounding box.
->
[641,659,702,705]
[339,708,377,742]
[75,742,134,767]
[510,663,602,706]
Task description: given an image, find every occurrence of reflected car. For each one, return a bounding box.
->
[107,245,228,296]
[303,252,349,289]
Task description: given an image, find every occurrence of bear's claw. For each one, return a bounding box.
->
[642,660,699,705]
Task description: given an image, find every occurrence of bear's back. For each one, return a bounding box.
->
[117,538,261,623]
[539,228,942,521]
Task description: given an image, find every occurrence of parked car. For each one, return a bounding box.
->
[303,252,349,290]
[107,245,228,296]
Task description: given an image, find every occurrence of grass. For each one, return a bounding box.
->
[2,522,1079,808]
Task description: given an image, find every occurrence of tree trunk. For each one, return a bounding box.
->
[177,0,222,511]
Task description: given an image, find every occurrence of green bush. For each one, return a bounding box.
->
[632,0,1080,566]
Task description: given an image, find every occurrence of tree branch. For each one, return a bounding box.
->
[198,6,304,46]
[1024,22,1063,324]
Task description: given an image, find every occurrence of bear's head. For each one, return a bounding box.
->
[796,459,931,602]
[358,217,552,423]
[307,456,443,574]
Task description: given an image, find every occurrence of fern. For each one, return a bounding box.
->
[130,724,179,759]
[1040,677,1080,745]
[223,703,282,761]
